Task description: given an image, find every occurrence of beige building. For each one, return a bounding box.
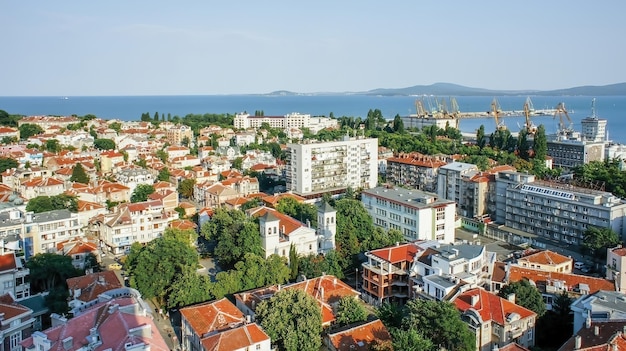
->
[606,246,626,293]
[517,250,573,274]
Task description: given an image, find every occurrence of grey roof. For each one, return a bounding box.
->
[435,243,484,261]
[317,201,335,213]
[439,162,478,172]
[0,210,24,228]
[572,290,626,313]
[31,209,73,223]
[117,168,152,177]
[19,293,49,316]
[362,186,454,209]
[424,275,457,289]
[260,211,280,223]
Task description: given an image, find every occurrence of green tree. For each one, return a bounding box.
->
[256,289,322,351]
[334,198,375,269]
[19,124,44,139]
[166,267,214,309]
[362,227,404,251]
[130,184,155,203]
[0,110,19,127]
[157,167,171,181]
[377,301,404,329]
[289,244,299,280]
[45,139,60,153]
[535,290,573,348]
[178,178,196,198]
[476,125,486,149]
[26,194,78,213]
[533,124,547,162]
[69,163,89,184]
[393,114,404,133]
[498,279,546,317]
[517,128,531,160]
[0,157,18,174]
[402,299,475,351]
[335,296,368,326]
[231,157,243,170]
[26,253,82,293]
[109,122,122,133]
[93,138,116,150]
[391,328,435,351]
[275,197,317,227]
[582,226,620,260]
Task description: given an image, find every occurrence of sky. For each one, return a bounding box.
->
[1,1,625,96]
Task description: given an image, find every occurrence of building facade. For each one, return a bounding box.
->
[361,186,456,243]
[385,153,446,192]
[23,210,83,258]
[286,137,378,198]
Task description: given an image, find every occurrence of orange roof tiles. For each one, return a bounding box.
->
[66,271,123,303]
[610,247,626,257]
[0,293,31,320]
[0,253,17,272]
[251,207,306,236]
[454,288,536,326]
[200,323,269,351]
[180,298,245,336]
[507,266,615,294]
[518,250,573,266]
[327,319,391,351]
[169,219,197,230]
[261,193,305,208]
[369,243,419,264]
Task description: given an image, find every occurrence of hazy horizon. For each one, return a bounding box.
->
[2,1,625,96]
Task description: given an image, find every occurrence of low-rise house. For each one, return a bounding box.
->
[324,319,392,351]
[99,150,125,173]
[606,245,626,293]
[453,287,537,351]
[516,250,573,273]
[170,155,201,169]
[570,290,626,334]
[165,145,190,161]
[19,177,64,200]
[557,320,626,351]
[76,200,106,228]
[66,271,122,316]
[56,239,100,271]
[0,293,35,351]
[21,290,168,351]
[0,252,30,301]
[115,167,155,194]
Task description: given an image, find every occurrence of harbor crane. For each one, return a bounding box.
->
[450,97,461,129]
[491,98,506,131]
[415,99,428,117]
[554,102,574,135]
[523,100,538,135]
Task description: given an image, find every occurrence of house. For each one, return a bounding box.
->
[454,288,537,351]
[21,290,168,351]
[180,298,270,351]
[19,177,64,200]
[234,274,359,327]
[570,290,626,334]
[557,320,626,351]
[99,150,125,173]
[0,293,35,351]
[0,252,30,301]
[66,271,122,316]
[23,210,84,259]
[516,250,573,273]
[115,167,155,194]
[606,245,626,293]
[56,239,100,271]
[324,319,392,351]
[76,200,106,227]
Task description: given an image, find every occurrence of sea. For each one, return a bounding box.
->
[1,95,625,143]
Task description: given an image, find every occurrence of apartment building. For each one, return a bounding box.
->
[580,115,607,142]
[437,162,479,207]
[234,112,338,131]
[570,290,626,334]
[0,252,30,301]
[286,137,378,198]
[165,124,193,145]
[0,293,35,351]
[547,137,605,169]
[497,171,626,245]
[606,246,626,292]
[386,152,447,192]
[23,210,83,258]
[115,167,154,194]
[454,288,537,351]
[361,186,456,243]
[66,271,122,316]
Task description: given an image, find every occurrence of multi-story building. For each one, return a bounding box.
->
[91,200,175,255]
[17,115,80,129]
[0,252,30,301]
[570,290,626,334]
[386,152,447,192]
[0,293,35,351]
[23,210,83,258]
[547,137,606,169]
[286,137,378,198]
[437,162,479,214]
[19,177,64,200]
[497,171,626,245]
[516,250,573,274]
[66,271,122,316]
[581,115,607,142]
[0,210,26,255]
[234,112,338,132]
[454,288,537,351]
[165,124,193,146]
[361,186,456,243]
[115,167,154,194]
[606,246,626,292]
[99,150,125,173]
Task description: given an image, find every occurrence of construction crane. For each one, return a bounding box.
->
[491,98,506,131]
[450,97,461,129]
[554,102,573,135]
[415,99,428,117]
[523,100,537,135]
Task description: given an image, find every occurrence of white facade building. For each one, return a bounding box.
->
[23,210,84,258]
[361,186,456,243]
[286,137,378,198]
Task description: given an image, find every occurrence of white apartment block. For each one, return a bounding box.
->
[23,210,84,258]
[115,167,154,194]
[286,137,378,198]
[437,162,479,214]
[606,246,626,293]
[497,170,626,246]
[361,186,456,243]
[91,200,175,255]
[233,112,338,132]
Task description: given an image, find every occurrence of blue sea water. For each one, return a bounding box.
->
[1,95,625,143]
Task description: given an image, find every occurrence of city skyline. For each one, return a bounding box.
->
[1,0,625,96]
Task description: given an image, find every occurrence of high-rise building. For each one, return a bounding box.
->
[286,137,378,198]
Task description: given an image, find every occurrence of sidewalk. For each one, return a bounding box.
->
[147,299,179,350]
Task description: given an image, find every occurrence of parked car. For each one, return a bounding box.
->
[108,263,122,270]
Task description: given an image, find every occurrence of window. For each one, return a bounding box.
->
[9,332,21,351]
[4,281,13,289]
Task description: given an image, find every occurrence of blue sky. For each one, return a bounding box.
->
[1,1,624,96]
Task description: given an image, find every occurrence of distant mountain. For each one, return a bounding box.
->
[534,83,626,96]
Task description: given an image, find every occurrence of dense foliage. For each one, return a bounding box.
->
[25,194,78,213]
[93,138,116,150]
[256,289,323,351]
[0,157,18,174]
[70,163,89,184]
[26,253,82,314]
[19,123,44,139]
[130,184,156,203]
[335,296,368,326]
[535,291,573,348]
[582,226,621,260]
[498,279,546,317]
[574,159,626,198]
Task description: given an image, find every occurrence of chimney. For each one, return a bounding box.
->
[246,315,251,324]
[333,278,337,287]
[575,335,582,350]
[395,242,400,247]
[594,325,600,336]
[98,275,106,284]
[586,311,592,329]
[492,344,499,351]
[507,293,516,303]
[62,337,73,351]
[470,294,479,306]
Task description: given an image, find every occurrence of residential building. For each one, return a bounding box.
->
[454,288,537,351]
[437,161,479,211]
[115,167,154,194]
[19,177,64,200]
[0,252,30,301]
[56,239,100,271]
[606,246,626,293]
[516,250,573,273]
[285,137,378,199]
[324,319,392,351]
[66,271,122,316]
[497,170,626,245]
[558,320,626,351]
[386,152,447,192]
[23,210,83,259]
[165,125,193,145]
[581,115,607,142]
[99,151,125,173]
[234,112,337,131]
[570,290,626,334]
[17,116,80,129]
[250,203,335,259]
[361,186,456,243]
[21,290,168,351]
[0,210,26,255]
[0,127,19,140]
[547,137,606,169]
[361,243,419,305]
[0,293,35,351]
[76,200,106,227]
[234,274,359,327]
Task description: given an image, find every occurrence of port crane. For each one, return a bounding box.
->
[450,97,461,129]
[491,98,506,131]
[554,102,574,136]
[523,100,537,135]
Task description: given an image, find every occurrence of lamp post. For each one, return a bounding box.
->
[355,268,359,290]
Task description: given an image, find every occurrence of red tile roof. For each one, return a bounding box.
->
[180,298,245,336]
[454,288,536,325]
[498,343,531,351]
[327,319,392,351]
[0,293,31,320]
[518,250,573,266]
[169,219,197,230]
[507,266,615,295]
[250,207,307,236]
[369,243,419,264]
[0,253,17,272]
[609,247,626,257]
[200,323,270,351]
[66,271,122,303]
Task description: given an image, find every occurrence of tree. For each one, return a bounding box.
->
[335,296,368,326]
[0,157,18,174]
[393,114,404,133]
[275,197,317,227]
[26,253,82,293]
[157,167,170,181]
[533,124,547,162]
[175,179,194,199]
[26,194,78,213]
[45,139,60,153]
[498,279,546,317]
[166,267,213,309]
[109,122,122,133]
[93,138,116,150]
[70,163,89,184]
[231,157,243,170]
[517,128,531,160]
[535,290,573,348]
[130,184,155,203]
[402,299,475,351]
[582,226,620,260]
[289,244,299,280]
[19,123,44,139]
[476,125,486,149]
[391,328,435,351]
[256,289,322,351]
